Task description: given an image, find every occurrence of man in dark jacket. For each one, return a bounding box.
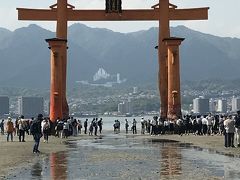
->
[31,114,43,153]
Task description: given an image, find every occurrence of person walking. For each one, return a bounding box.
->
[41,118,50,143]
[6,117,14,142]
[30,114,43,153]
[18,115,26,142]
[234,110,240,147]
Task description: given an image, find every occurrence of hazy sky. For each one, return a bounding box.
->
[0,0,239,38]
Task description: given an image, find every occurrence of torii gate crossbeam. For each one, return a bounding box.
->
[17,8,208,21]
[17,0,209,122]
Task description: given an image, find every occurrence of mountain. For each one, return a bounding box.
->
[0,23,240,89]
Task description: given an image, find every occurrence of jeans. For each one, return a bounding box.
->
[7,132,13,141]
[19,129,25,142]
[225,133,234,147]
[33,134,41,152]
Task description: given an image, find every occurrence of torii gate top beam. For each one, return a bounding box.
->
[17,7,209,21]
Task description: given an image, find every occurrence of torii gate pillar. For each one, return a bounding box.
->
[56,0,69,120]
[163,37,184,120]
[158,0,170,119]
[46,38,67,122]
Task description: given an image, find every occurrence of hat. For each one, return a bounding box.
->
[8,117,12,120]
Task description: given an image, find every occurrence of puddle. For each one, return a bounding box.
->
[5,134,240,180]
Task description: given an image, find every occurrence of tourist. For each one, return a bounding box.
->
[125,119,129,134]
[158,118,164,135]
[234,110,240,147]
[202,115,208,135]
[89,122,93,136]
[6,117,14,142]
[164,119,170,134]
[63,120,69,138]
[72,119,78,136]
[213,115,219,134]
[132,119,137,134]
[78,120,82,134]
[224,115,235,148]
[68,118,73,136]
[196,115,203,135]
[41,118,50,143]
[30,114,43,153]
[207,114,213,135]
[98,118,103,134]
[84,119,88,134]
[176,117,184,136]
[113,120,120,133]
[0,119,4,135]
[55,118,64,138]
[191,116,198,135]
[18,115,26,142]
[151,117,157,135]
[93,118,98,136]
[146,119,151,134]
[141,117,145,134]
[183,115,191,135]
[15,117,19,136]
[219,115,225,135]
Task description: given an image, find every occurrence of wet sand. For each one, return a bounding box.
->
[135,133,240,157]
[0,134,68,178]
[1,132,240,179]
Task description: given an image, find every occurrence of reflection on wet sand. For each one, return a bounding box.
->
[6,135,240,180]
[160,143,182,178]
[31,162,42,178]
[50,152,68,180]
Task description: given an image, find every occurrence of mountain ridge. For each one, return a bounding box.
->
[0,23,239,89]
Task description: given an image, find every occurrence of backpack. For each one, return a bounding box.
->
[235,116,240,128]
[30,121,39,135]
[92,121,97,127]
[56,123,63,131]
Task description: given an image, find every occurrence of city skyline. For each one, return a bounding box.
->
[0,0,239,38]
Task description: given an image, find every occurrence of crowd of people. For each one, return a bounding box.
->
[0,114,49,153]
[118,111,240,148]
[54,117,103,138]
[1,111,240,153]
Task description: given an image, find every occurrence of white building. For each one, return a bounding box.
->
[133,87,138,94]
[117,73,121,83]
[118,100,132,115]
[193,97,209,114]
[18,97,44,118]
[0,96,9,115]
[93,68,110,81]
[217,99,227,113]
[209,98,217,113]
[232,97,240,112]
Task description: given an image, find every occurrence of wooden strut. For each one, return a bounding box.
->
[17,1,209,120]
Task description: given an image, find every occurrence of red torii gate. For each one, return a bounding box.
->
[17,0,209,122]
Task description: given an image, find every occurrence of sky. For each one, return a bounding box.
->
[0,0,239,38]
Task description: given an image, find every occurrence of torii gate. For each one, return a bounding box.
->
[17,0,208,122]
